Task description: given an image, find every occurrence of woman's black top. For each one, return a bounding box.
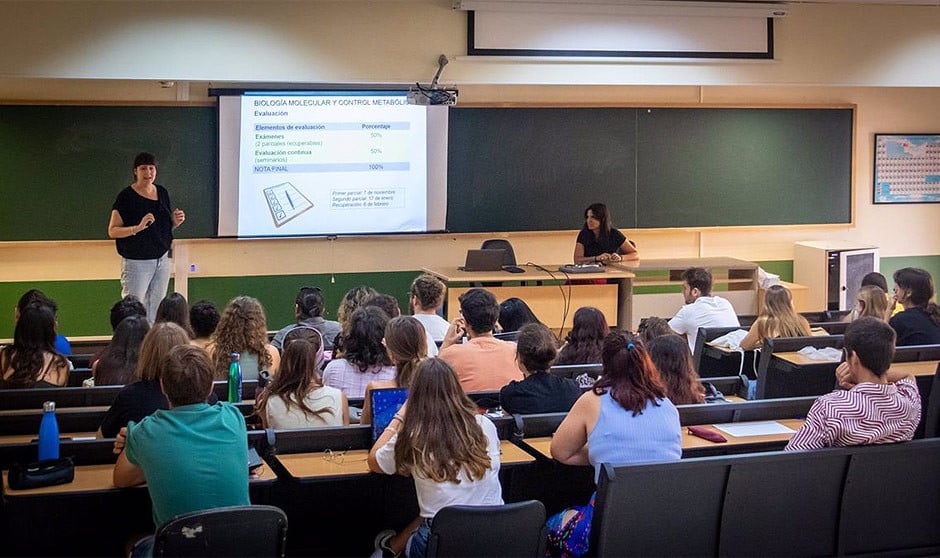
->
[112,184,173,260]
[576,227,626,258]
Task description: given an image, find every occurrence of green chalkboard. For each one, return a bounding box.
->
[446,107,853,231]
[0,105,217,241]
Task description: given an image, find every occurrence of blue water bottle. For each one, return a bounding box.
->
[38,401,60,461]
[228,352,242,403]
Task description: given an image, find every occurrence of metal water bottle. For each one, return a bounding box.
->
[228,352,242,403]
[38,401,60,461]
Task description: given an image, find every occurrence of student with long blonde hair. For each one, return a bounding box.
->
[740,285,812,350]
[368,358,502,558]
[853,285,891,321]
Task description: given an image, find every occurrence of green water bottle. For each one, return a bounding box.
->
[227,352,242,403]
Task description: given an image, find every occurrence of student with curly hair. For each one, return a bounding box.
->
[322,306,395,399]
[368,358,503,558]
[206,296,280,381]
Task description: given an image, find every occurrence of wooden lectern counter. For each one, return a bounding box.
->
[422,265,633,331]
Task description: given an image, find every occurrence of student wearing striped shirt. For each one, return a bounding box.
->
[786,317,921,451]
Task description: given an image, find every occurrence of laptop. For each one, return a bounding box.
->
[458,249,506,272]
[370,387,408,442]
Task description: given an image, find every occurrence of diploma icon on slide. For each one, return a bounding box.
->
[263,182,314,227]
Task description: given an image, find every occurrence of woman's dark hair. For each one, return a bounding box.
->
[556,307,609,365]
[894,267,940,325]
[133,152,156,168]
[189,300,220,339]
[343,306,392,372]
[1,303,68,388]
[110,295,147,330]
[584,203,612,238]
[155,292,193,338]
[647,334,705,405]
[593,330,667,416]
[637,316,673,344]
[95,315,150,386]
[861,271,889,292]
[497,297,541,333]
[16,289,56,316]
[516,323,559,373]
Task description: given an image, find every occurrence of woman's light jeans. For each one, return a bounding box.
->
[121,253,171,322]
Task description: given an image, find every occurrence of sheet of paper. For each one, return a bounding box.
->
[712,421,797,437]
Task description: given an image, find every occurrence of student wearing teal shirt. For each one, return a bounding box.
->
[113,345,249,553]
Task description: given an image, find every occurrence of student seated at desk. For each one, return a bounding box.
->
[322,306,396,400]
[409,273,450,353]
[0,303,70,389]
[360,316,426,425]
[668,267,740,352]
[547,331,681,556]
[739,285,811,350]
[93,315,150,386]
[99,322,191,438]
[256,327,348,430]
[555,307,610,388]
[207,296,280,382]
[15,288,71,356]
[113,345,250,556]
[889,267,940,346]
[786,317,921,451]
[647,334,710,405]
[500,323,581,415]
[368,358,503,558]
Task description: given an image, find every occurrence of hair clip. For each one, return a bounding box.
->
[626,342,635,350]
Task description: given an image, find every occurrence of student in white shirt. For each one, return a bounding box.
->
[409,273,450,357]
[668,267,739,352]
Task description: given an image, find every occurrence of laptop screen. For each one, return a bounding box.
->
[459,249,506,272]
[370,387,408,442]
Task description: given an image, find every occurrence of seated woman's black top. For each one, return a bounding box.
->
[499,371,582,415]
[576,227,626,258]
[889,307,940,346]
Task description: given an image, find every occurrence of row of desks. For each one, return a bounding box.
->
[3,418,805,498]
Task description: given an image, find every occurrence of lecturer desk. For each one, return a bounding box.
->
[422,265,634,330]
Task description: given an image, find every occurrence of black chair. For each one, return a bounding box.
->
[923,363,940,438]
[480,238,517,267]
[425,500,546,558]
[692,326,752,378]
[755,335,843,399]
[141,505,288,557]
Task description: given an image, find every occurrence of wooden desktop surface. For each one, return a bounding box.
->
[774,352,938,376]
[608,256,758,272]
[521,418,805,458]
[2,460,278,497]
[422,265,634,283]
[276,440,534,480]
[0,432,98,445]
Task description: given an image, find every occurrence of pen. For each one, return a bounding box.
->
[286,191,295,209]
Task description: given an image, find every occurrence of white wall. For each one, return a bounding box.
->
[1,1,940,86]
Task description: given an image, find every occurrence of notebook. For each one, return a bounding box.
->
[370,387,408,442]
[458,249,506,272]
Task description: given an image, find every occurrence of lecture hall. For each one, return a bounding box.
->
[1,1,939,556]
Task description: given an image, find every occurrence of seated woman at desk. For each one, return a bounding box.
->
[547,331,681,556]
[848,285,891,322]
[257,327,348,429]
[647,334,707,405]
[0,303,70,388]
[360,315,427,425]
[739,285,811,350]
[889,267,940,346]
[497,297,542,334]
[207,296,280,381]
[322,306,395,399]
[92,315,150,386]
[573,203,639,264]
[368,358,503,558]
[500,323,581,415]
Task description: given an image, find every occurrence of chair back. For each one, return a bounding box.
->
[152,505,288,557]
[480,239,517,267]
[426,500,546,558]
[924,363,940,438]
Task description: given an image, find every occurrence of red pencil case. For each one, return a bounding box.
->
[687,426,728,443]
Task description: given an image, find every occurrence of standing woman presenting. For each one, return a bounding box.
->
[107,152,185,321]
[573,203,638,264]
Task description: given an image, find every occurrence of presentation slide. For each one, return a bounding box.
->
[217,91,448,238]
